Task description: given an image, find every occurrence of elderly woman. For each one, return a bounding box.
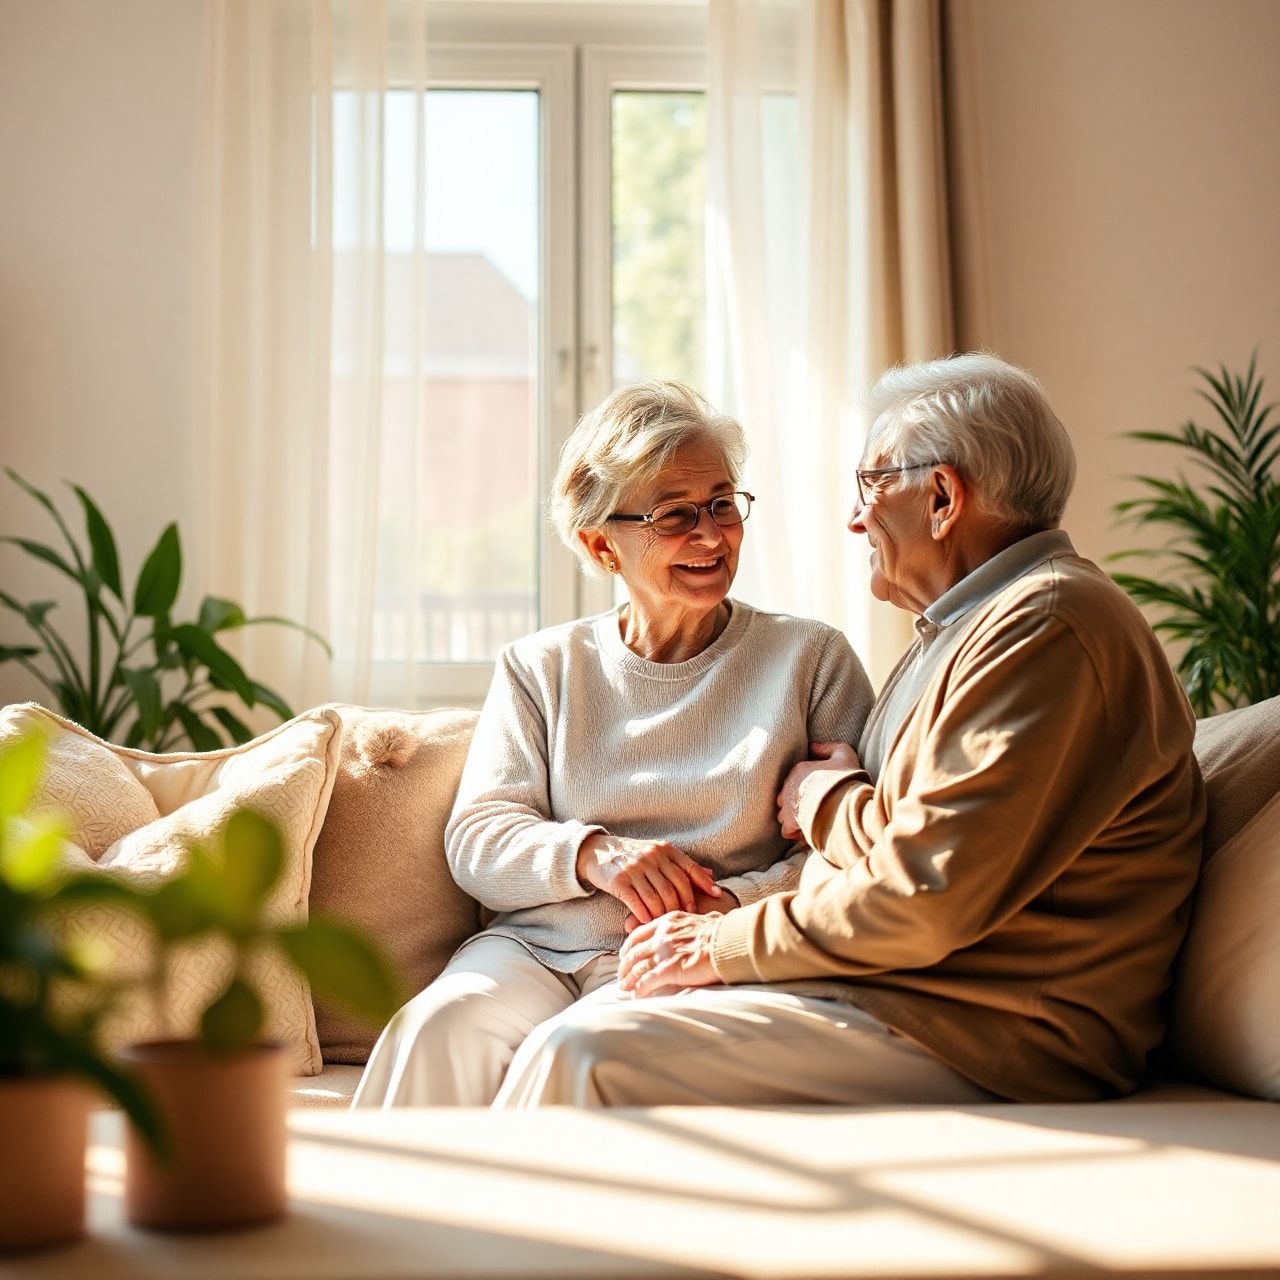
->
[352,380,874,1107]
[492,353,1203,1109]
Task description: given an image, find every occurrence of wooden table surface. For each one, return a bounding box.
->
[5,1099,1280,1279]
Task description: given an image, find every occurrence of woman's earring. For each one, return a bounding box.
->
[607,558,618,572]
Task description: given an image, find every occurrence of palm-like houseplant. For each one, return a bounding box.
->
[1111,356,1280,715]
[0,468,327,750]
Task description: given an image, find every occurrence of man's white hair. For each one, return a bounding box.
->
[864,353,1076,531]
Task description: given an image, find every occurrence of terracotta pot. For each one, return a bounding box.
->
[120,1040,288,1231]
[0,1075,91,1252]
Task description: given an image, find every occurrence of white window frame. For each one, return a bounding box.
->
[578,43,707,618]
[373,6,707,704]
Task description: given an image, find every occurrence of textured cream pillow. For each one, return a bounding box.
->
[1,703,341,1076]
[0,704,160,857]
[309,705,481,1063]
[1169,790,1280,1100]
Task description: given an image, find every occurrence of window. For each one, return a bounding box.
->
[331,8,708,703]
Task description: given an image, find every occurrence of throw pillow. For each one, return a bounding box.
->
[1,703,341,1076]
[0,704,160,857]
[309,704,481,1064]
[1168,790,1280,1100]
[1193,694,1280,857]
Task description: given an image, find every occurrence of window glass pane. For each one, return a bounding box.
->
[611,91,706,388]
[332,88,539,665]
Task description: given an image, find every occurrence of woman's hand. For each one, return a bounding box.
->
[776,741,863,840]
[618,911,723,997]
[623,884,738,933]
[575,832,720,924]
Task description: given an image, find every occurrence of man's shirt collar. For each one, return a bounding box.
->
[921,528,1076,632]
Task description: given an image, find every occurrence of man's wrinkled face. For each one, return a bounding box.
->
[848,460,935,611]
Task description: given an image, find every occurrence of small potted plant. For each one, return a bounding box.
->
[105,807,403,1231]
[0,729,163,1252]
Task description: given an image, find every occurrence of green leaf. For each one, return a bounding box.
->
[0,813,69,891]
[148,865,219,941]
[0,644,41,662]
[71,484,122,600]
[133,523,182,617]
[250,681,294,721]
[52,871,154,913]
[6,468,64,527]
[200,977,263,1053]
[278,916,402,1026]
[120,667,163,740]
[220,810,283,922]
[0,536,82,586]
[210,705,255,745]
[197,596,246,633]
[30,1022,168,1158]
[173,704,222,752]
[169,625,255,706]
[0,730,46,819]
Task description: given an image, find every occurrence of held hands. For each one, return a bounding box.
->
[776,741,863,840]
[618,910,723,997]
[575,832,721,925]
[623,884,739,934]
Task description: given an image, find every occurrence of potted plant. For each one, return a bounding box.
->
[102,807,403,1231]
[0,468,328,750]
[1111,355,1280,714]
[0,729,162,1252]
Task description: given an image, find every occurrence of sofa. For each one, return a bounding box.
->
[2,695,1278,1277]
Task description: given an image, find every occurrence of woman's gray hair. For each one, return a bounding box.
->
[551,381,748,574]
[864,353,1076,532]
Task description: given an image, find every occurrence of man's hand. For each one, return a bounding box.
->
[576,832,720,924]
[623,884,738,934]
[618,911,723,997]
[776,741,863,840]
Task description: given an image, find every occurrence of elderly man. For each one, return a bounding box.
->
[493,353,1205,1108]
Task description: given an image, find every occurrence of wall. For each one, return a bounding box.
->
[947,0,1280,567]
[0,0,206,706]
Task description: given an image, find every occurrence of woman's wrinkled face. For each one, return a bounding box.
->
[609,440,744,618]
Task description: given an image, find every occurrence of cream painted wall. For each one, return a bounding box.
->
[0,0,206,706]
[947,0,1280,567]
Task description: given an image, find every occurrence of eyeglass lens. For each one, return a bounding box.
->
[651,492,751,535]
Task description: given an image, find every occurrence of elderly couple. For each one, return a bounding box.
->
[354,352,1205,1110]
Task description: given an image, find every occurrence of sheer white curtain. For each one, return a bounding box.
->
[706,0,954,686]
[202,0,430,718]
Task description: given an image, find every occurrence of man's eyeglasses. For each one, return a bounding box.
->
[854,462,941,507]
[608,491,755,537]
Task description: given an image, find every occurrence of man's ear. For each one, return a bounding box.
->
[929,465,967,540]
[579,528,619,573]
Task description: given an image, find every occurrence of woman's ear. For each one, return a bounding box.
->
[579,528,619,573]
[929,465,967,540]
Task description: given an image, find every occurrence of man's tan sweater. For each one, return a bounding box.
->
[710,536,1206,1103]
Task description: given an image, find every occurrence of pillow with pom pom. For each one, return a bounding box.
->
[308,705,481,1063]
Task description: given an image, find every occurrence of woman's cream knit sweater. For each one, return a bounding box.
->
[444,600,874,971]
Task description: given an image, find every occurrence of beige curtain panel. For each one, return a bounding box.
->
[707,0,954,684]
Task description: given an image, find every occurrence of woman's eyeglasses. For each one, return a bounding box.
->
[608,491,755,537]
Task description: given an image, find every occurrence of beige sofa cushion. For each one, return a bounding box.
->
[1169,789,1280,1100]
[0,703,342,1075]
[309,705,481,1063]
[1193,693,1280,856]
